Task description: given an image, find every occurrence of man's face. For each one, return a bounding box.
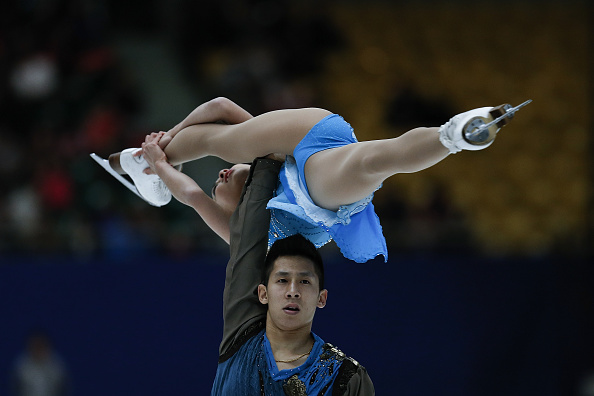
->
[258,256,327,332]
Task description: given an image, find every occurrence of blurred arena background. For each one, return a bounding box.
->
[0,0,592,395]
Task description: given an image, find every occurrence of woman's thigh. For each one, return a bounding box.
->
[164,107,332,164]
[303,141,385,211]
[304,127,446,210]
[209,108,333,163]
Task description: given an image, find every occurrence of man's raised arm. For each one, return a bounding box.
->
[219,157,282,356]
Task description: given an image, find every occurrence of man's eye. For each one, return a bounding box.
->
[301,280,310,284]
[277,279,287,283]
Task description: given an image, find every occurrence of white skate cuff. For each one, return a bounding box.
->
[438,126,462,154]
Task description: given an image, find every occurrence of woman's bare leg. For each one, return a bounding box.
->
[164,115,449,211]
[163,108,332,165]
[158,97,254,150]
[304,127,449,210]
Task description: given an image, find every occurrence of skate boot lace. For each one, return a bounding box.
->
[439,116,462,154]
[152,178,171,201]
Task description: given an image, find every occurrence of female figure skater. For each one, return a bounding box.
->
[109,97,512,262]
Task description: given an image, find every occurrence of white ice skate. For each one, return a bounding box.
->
[90,149,172,207]
[439,100,532,154]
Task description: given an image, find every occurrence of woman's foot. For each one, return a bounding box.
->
[438,102,531,154]
[109,148,172,206]
[438,106,497,153]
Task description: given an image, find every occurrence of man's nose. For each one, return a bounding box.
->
[286,282,300,298]
[218,169,228,179]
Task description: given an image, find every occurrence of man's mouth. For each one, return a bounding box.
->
[283,304,300,315]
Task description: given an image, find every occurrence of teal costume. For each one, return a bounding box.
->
[212,325,362,395]
[212,158,374,395]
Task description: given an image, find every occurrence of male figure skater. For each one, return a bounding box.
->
[211,156,373,395]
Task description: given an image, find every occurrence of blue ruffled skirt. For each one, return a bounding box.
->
[266,114,387,263]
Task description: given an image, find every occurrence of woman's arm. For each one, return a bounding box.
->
[143,133,233,243]
[159,97,254,149]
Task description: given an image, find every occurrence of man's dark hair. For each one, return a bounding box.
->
[262,234,325,290]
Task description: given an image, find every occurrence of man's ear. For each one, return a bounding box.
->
[317,289,328,309]
[257,284,268,305]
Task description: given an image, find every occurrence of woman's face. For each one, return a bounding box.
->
[212,164,251,213]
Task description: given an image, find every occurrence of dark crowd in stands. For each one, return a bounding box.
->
[0,0,474,261]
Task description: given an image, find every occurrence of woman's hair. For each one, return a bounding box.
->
[262,234,325,290]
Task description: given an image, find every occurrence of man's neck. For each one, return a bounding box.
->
[265,321,314,363]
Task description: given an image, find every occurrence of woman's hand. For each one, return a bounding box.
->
[158,133,173,149]
[141,132,170,174]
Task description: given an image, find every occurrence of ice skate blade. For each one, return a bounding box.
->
[90,153,160,207]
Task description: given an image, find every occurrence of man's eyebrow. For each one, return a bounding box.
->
[274,270,315,277]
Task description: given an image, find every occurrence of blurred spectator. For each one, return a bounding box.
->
[0,0,350,257]
[385,82,454,129]
[0,0,150,256]
[172,0,344,114]
[6,186,42,248]
[406,180,474,254]
[375,179,475,255]
[10,330,70,396]
[9,53,58,101]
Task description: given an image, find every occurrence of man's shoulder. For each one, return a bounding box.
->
[321,343,362,367]
[320,343,367,394]
[219,318,266,363]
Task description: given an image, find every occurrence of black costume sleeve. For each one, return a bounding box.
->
[219,158,282,357]
[337,363,375,396]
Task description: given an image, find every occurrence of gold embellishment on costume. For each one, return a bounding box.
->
[275,343,314,363]
[283,374,307,396]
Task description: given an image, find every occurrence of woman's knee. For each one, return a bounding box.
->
[208,97,233,117]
